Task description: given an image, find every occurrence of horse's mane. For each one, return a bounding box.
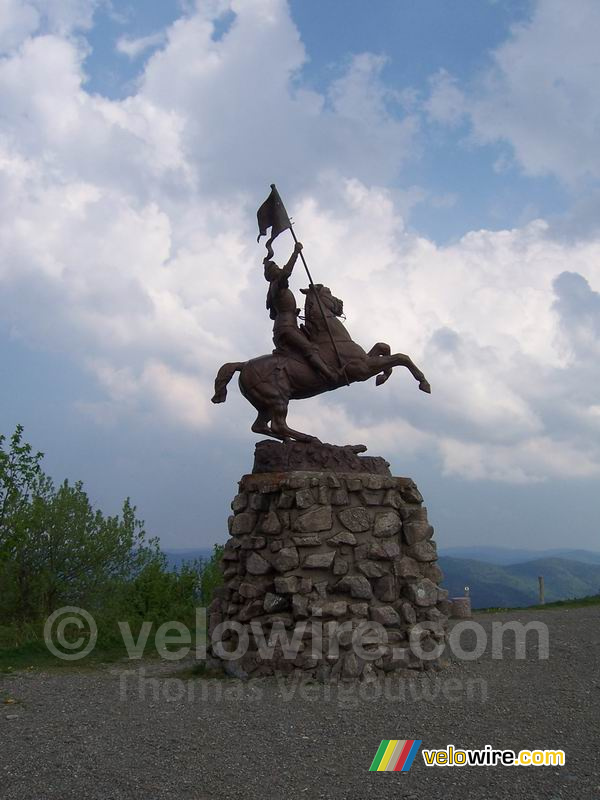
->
[302,284,324,318]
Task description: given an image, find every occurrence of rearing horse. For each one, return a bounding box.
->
[212,284,430,442]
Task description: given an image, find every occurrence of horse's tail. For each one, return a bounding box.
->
[211,362,245,404]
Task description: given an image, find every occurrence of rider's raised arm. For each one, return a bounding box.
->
[281,241,303,279]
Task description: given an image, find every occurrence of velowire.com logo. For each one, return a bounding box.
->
[369,740,422,772]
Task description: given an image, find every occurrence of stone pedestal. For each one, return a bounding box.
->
[450,596,472,619]
[207,441,449,681]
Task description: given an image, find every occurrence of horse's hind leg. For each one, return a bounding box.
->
[270,401,321,443]
[251,409,276,438]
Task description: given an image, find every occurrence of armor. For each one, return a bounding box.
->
[264,245,337,382]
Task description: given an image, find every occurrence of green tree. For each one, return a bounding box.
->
[0,425,224,656]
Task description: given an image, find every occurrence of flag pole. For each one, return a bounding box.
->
[270,184,346,375]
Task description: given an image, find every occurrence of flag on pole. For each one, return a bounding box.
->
[257,184,291,244]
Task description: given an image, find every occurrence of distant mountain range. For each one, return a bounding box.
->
[439,556,600,608]
[439,545,600,566]
[164,546,600,609]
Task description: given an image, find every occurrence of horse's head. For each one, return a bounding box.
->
[301,284,344,320]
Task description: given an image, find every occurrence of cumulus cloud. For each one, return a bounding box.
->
[0,0,599,489]
[0,0,97,52]
[443,0,600,185]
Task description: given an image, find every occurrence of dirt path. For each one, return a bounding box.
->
[1,606,599,799]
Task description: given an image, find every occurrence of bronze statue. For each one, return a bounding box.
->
[212,185,430,443]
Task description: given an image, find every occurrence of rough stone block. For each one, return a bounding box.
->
[246,552,272,575]
[361,490,384,506]
[393,556,421,578]
[277,491,295,509]
[291,594,309,618]
[373,575,396,602]
[363,475,386,490]
[333,556,349,575]
[266,613,294,628]
[249,493,269,511]
[328,531,357,546]
[383,489,402,509]
[273,546,299,572]
[357,560,387,578]
[222,543,239,562]
[231,493,248,512]
[370,605,401,626]
[338,507,371,532]
[345,478,362,492]
[309,600,348,618]
[373,511,402,538]
[231,512,257,535]
[354,543,369,560]
[407,540,437,562]
[408,578,439,607]
[239,582,267,600]
[293,505,333,533]
[285,474,307,489]
[259,511,281,535]
[263,593,289,613]
[368,541,401,560]
[403,520,433,545]
[336,575,373,599]
[296,489,315,509]
[342,652,364,679]
[399,483,423,504]
[274,575,299,593]
[318,486,330,505]
[240,536,267,550]
[292,534,322,547]
[424,563,443,583]
[304,551,336,569]
[238,599,264,621]
[330,488,349,505]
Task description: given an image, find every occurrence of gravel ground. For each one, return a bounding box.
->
[1,606,599,800]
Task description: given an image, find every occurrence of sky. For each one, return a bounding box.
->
[0,0,599,551]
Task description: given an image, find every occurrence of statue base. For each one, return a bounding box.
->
[208,441,449,681]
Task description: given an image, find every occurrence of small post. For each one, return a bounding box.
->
[538,575,545,605]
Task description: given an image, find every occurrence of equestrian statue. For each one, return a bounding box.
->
[212,185,430,443]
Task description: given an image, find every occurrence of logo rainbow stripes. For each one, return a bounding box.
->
[369,740,422,772]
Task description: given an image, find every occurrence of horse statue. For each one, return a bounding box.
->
[211,283,430,443]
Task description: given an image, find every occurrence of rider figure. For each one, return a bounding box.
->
[263,241,338,384]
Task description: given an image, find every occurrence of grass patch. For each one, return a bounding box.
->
[0,619,207,674]
[0,639,130,674]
